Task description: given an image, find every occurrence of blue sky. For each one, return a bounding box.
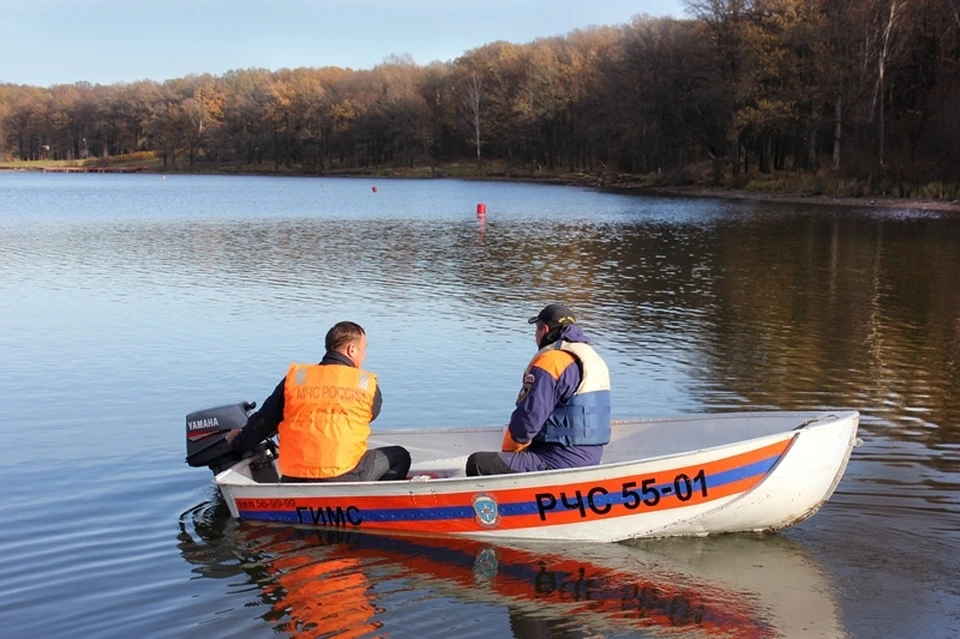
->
[0,0,687,87]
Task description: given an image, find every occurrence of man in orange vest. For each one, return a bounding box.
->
[226,321,411,482]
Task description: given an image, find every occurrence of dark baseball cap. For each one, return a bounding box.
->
[527,303,576,328]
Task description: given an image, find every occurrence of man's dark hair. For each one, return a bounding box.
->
[325,321,366,352]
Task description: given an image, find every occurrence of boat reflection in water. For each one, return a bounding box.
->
[178,495,848,639]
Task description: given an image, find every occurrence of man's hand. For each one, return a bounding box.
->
[501,429,530,453]
[225,429,241,445]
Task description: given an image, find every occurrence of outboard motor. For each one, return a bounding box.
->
[185,401,277,478]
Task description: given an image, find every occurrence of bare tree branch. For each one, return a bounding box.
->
[946,0,960,29]
[460,72,483,167]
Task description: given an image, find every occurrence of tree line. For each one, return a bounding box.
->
[2,0,958,188]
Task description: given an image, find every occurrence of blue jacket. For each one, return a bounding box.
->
[505,324,610,471]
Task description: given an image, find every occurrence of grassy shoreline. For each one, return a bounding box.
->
[4,157,959,213]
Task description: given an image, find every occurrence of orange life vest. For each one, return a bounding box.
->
[278,363,377,479]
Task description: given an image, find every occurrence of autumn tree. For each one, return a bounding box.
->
[418,62,457,171]
[0,87,8,160]
[220,68,273,167]
[4,86,52,160]
[2,7,958,190]
[460,72,483,167]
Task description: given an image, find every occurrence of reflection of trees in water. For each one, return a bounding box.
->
[94,206,959,450]
[493,211,960,456]
[466,212,957,454]
[177,495,802,639]
[430,212,957,459]
[692,213,960,452]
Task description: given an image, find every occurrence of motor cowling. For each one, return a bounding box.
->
[185,401,256,474]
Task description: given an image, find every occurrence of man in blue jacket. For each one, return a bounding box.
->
[466,304,611,476]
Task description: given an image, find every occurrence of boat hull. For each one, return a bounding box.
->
[213,410,859,542]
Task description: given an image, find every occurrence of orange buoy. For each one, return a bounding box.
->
[372,186,378,193]
[477,203,486,216]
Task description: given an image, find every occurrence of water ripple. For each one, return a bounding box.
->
[1,174,958,638]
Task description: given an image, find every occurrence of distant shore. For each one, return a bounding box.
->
[624,185,960,214]
[4,159,959,213]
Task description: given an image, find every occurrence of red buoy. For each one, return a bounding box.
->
[372,186,378,193]
[476,203,486,217]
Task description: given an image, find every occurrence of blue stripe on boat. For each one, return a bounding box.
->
[240,453,782,523]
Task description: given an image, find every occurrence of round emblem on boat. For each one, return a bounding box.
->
[472,493,501,528]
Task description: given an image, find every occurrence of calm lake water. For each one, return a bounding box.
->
[0,173,957,638]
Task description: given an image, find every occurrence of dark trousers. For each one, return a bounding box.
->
[465,451,519,477]
[282,446,411,482]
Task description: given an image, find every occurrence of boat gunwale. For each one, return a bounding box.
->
[360,409,852,437]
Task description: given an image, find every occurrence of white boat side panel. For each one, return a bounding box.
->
[673,412,859,535]
[212,411,859,541]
